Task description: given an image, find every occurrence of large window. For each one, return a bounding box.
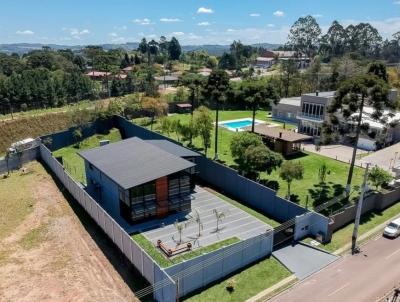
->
[168,172,191,198]
[302,102,325,120]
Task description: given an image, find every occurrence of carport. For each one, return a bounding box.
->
[273,243,338,280]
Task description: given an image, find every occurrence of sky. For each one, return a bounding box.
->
[1,0,399,45]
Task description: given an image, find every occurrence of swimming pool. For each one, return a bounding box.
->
[219,118,266,131]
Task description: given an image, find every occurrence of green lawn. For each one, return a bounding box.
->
[131,233,240,268]
[183,256,292,302]
[134,110,364,209]
[306,201,400,252]
[52,128,122,183]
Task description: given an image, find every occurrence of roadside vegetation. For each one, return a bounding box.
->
[183,256,292,302]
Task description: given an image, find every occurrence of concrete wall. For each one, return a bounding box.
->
[165,232,274,298]
[272,103,300,124]
[295,211,330,242]
[0,145,40,174]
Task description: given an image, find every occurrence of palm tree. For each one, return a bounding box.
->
[186,210,203,237]
[213,209,226,232]
[174,220,185,244]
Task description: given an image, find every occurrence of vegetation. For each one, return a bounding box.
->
[279,161,305,200]
[52,128,122,183]
[184,257,292,302]
[368,167,393,191]
[193,106,213,156]
[131,233,240,268]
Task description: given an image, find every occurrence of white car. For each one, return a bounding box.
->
[383,218,400,238]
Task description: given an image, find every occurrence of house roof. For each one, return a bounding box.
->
[85,71,111,77]
[146,139,201,158]
[176,103,192,108]
[154,75,179,82]
[78,137,195,190]
[256,57,275,62]
[246,124,312,142]
[277,97,301,107]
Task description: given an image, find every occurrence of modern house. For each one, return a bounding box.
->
[271,97,302,124]
[255,57,275,68]
[154,75,179,89]
[79,137,197,224]
[247,124,311,156]
[257,50,310,69]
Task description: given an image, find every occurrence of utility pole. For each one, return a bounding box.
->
[351,162,370,255]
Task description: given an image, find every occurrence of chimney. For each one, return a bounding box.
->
[279,132,282,138]
[316,90,319,96]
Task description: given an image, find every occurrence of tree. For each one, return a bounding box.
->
[280,59,299,97]
[243,145,283,180]
[173,220,185,244]
[193,106,213,156]
[320,20,347,59]
[213,209,226,232]
[318,163,330,184]
[368,166,393,191]
[73,128,83,147]
[241,80,279,132]
[367,61,388,82]
[168,37,182,60]
[179,121,198,146]
[218,53,236,70]
[203,70,230,160]
[287,15,321,58]
[326,74,393,192]
[159,117,173,136]
[279,161,304,200]
[186,210,203,237]
[141,97,167,130]
[230,132,263,171]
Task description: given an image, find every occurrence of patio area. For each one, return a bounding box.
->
[135,186,272,251]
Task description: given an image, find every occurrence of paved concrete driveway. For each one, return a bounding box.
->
[303,142,368,166]
[270,236,400,302]
[360,142,400,171]
[272,243,338,280]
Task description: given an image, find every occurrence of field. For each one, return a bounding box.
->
[52,128,122,183]
[183,256,292,302]
[134,110,364,208]
[0,162,143,301]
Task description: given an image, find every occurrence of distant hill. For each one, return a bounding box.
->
[0,42,281,56]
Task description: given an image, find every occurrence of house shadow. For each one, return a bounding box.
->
[283,151,309,161]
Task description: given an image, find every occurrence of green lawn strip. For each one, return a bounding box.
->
[183,256,292,302]
[205,187,280,228]
[304,201,400,252]
[131,233,240,268]
[52,128,122,183]
[19,223,48,250]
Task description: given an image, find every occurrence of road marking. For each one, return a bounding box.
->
[385,247,400,260]
[327,283,350,297]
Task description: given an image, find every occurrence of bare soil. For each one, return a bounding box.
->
[0,162,144,302]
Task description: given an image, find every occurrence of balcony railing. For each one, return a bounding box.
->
[297,112,324,122]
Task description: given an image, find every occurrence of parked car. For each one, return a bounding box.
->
[383,218,400,238]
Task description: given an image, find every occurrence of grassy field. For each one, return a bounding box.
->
[309,201,400,252]
[0,165,39,241]
[134,110,363,209]
[183,256,292,302]
[52,128,122,183]
[132,234,240,268]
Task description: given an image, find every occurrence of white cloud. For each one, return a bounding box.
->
[394,1,400,4]
[133,18,152,25]
[16,30,34,35]
[227,28,236,32]
[197,7,214,14]
[170,31,185,36]
[267,24,275,28]
[250,13,260,17]
[273,10,285,17]
[160,18,182,23]
[341,17,400,39]
[62,28,90,39]
[198,22,211,26]
[109,32,118,37]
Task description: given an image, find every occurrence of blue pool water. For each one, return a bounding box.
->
[221,119,256,129]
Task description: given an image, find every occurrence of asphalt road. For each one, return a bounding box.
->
[270,235,400,302]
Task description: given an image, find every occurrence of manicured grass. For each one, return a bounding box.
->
[205,187,280,228]
[0,164,39,241]
[134,110,364,209]
[183,256,292,302]
[307,201,400,252]
[132,233,240,268]
[52,128,122,183]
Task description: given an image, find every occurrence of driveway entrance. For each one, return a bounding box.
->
[273,243,338,280]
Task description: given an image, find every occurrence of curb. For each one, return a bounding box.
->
[245,275,297,302]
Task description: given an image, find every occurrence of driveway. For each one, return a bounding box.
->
[302,142,369,166]
[270,236,400,302]
[272,243,338,280]
[360,142,400,171]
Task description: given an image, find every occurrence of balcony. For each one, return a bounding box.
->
[297,112,325,123]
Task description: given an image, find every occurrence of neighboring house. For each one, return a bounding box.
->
[297,91,336,137]
[247,124,312,156]
[258,50,310,69]
[154,75,179,88]
[121,66,134,74]
[271,96,301,124]
[255,57,275,68]
[85,71,112,81]
[79,137,198,224]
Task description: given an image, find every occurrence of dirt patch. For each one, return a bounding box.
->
[0,162,142,302]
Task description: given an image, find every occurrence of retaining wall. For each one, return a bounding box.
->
[0,145,40,174]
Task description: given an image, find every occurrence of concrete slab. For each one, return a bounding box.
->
[130,186,272,250]
[273,243,338,280]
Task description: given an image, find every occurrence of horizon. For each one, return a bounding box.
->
[1,0,399,46]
